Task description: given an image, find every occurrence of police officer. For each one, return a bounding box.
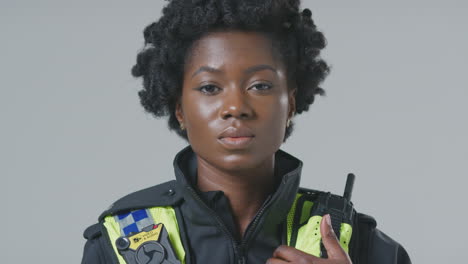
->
[81,1,411,263]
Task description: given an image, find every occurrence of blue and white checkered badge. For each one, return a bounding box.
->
[114,209,155,236]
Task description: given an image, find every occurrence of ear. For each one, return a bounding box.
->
[175,100,184,125]
[288,88,297,119]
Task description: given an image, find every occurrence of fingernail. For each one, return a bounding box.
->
[325,214,332,226]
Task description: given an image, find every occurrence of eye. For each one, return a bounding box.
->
[250,83,273,91]
[197,84,221,95]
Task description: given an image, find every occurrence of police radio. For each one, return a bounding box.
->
[315,173,356,258]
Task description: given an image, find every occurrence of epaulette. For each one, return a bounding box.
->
[98,180,183,221]
[349,212,378,264]
[357,212,377,228]
[83,223,102,240]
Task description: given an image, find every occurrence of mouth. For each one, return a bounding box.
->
[218,126,255,149]
[218,136,255,149]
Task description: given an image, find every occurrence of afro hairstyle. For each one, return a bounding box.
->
[131,0,330,141]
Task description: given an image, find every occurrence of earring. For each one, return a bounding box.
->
[287,112,295,128]
[180,123,185,130]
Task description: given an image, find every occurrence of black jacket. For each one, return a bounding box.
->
[81,146,411,264]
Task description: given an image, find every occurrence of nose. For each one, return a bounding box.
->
[220,88,254,120]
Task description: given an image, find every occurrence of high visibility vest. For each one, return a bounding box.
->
[103,192,353,264]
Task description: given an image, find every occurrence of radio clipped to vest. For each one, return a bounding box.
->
[286,173,356,258]
[315,173,355,258]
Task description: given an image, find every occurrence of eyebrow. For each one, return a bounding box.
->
[191,64,278,79]
[245,64,278,75]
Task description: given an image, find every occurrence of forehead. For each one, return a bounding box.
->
[184,31,282,72]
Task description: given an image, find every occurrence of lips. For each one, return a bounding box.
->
[218,126,255,149]
[218,126,255,139]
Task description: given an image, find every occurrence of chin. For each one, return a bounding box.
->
[216,153,262,171]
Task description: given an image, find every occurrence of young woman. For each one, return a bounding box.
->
[81,1,411,263]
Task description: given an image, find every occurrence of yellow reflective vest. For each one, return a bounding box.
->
[82,146,411,264]
[102,191,353,264]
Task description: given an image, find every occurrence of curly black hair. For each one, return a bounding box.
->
[131,0,329,141]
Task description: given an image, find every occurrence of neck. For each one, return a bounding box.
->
[196,155,277,240]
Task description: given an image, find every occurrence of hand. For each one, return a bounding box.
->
[266,214,352,264]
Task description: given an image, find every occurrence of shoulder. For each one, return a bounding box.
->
[367,222,411,264]
[81,180,184,263]
[298,186,411,263]
[355,212,412,264]
[97,180,183,221]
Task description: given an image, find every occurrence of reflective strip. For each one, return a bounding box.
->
[103,206,185,264]
[294,216,352,256]
[296,215,323,257]
[339,223,352,253]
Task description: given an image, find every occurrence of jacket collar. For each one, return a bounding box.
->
[98,145,303,225]
[173,145,303,227]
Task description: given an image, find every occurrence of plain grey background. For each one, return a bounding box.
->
[2,0,467,263]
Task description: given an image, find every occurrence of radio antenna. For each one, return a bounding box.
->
[343,173,355,201]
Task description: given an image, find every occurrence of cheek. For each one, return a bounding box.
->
[257,92,290,143]
[182,94,219,138]
[263,93,289,125]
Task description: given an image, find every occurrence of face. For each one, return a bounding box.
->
[176,31,296,172]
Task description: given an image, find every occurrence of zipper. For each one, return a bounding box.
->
[187,182,279,263]
[174,149,301,263]
[238,171,299,255]
[237,194,274,261]
[238,255,246,264]
[187,186,243,263]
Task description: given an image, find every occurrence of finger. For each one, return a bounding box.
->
[265,257,289,264]
[273,245,320,262]
[320,214,349,260]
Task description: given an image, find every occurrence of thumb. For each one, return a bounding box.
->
[320,214,348,260]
